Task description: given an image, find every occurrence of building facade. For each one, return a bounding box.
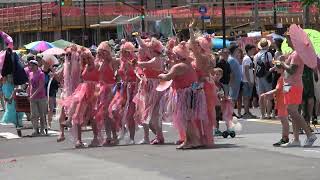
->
[0,0,318,48]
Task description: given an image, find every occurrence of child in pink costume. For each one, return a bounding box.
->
[95,41,119,146]
[213,68,233,133]
[62,49,100,148]
[108,42,138,144]
[134,37,166,145]
[159,42,209,149]
[189,20,217,146]
[57,45,81,142]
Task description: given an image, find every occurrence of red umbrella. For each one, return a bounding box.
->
[289,24,317,68]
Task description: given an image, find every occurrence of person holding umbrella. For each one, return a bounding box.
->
[280,24,317,147]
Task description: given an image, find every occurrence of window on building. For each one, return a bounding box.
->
[171,0,178,7]
[155,0,163,8]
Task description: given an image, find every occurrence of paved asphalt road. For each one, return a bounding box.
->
[1,109,320,180]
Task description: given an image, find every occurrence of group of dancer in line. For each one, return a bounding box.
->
[52,20,231,149]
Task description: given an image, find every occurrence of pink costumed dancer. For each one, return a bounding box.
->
[134,37,166,145]
[189,20,217,146]
[94,41,118,146]
[108,42,138,144]
[159,42,209,150]
[62,49,100,148]
[57,45,82,142]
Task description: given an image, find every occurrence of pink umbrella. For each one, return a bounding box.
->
[42,47,65,55]
[25,41,55,52]
[0,31,13,49]
[289,24,317,68]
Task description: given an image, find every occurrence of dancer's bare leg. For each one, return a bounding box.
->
[142,124,150,142]
[150,103,164,144]
[128,117,135,141]
[279,116,289,139]
[288,104,313,141]
[89,120,100,147]
[307,98,314,126]
[75,124,84,148]
[57,108,66,142]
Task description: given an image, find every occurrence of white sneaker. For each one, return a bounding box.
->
[304,134,317,147]
[127,139,135,145]
[118,128,127,140]
[138,139,150,144]
[284,140,301,147]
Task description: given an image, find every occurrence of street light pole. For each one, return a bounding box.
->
[141,0,145,33]
[273,0,277,28]
[82,0,87,46]
[254,0,259,30]
[40,0,43,40]
[222,0,226,48]
[59,0,63,39]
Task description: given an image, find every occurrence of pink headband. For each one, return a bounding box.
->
[196,34,213,54]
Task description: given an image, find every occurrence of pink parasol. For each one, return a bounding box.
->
[156,80,173,92]
[289,24,317,68]
[42,47,65,55]
[42,54,59,66]
[0,31,13,49]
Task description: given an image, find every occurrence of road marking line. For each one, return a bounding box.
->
[304,150,320,153]
[0,132,21,139]
[246,119,282,125]
[47,130,60,136]
[0,123,14,126]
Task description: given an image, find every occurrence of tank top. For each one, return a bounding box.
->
[118,61,137,82]
[100,63,115,84]
[82,66,99,82]
[172,64,198,90]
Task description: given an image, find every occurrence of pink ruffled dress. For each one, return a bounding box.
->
[94,63,115,128]
[194,67,217,145]
[63,66,99,127]
[215,82,233,128]
[108,60,137,131]
[160,65,209,142]
[62,52,81,98]
[133,57,165,125]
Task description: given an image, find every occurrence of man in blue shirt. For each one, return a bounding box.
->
[228,44,242,117]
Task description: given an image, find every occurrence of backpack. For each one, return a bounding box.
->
[256,52,271,78]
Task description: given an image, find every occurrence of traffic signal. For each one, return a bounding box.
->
[141,7,145,19]
[60,0,72,6]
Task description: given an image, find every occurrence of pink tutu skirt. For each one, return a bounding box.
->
[133,78,164,125]
[61,81,98,126]
[94,82,114,129]
[220,98,233,128]
[108,82,137,131]
[160,85,209,140]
